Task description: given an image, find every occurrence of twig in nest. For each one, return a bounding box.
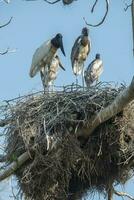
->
[84,0,109,27]
[0,155,7,162]
[0,151,30,181]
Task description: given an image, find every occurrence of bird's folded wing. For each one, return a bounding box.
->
[29,40,51,77]
[71,36,81,67]
[87,38,91,55]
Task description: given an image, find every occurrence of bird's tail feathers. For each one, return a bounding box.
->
[84,71,94,87]
[29,64,40,78]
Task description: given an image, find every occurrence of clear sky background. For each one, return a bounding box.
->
[0,0,134,199]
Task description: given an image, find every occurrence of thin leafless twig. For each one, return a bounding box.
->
[4,0,10,3]
[114,189,134,200]
[24,0,61,3]
[0,0,10,3]
[0,48,17,55]
[124,2,132,11]
[43,0,61,4]
[0,48,9,55]
[0,17,13,28]
[91,0,98,13]
[84,0,109,27]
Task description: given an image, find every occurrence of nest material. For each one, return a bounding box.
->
[1,83,134,200]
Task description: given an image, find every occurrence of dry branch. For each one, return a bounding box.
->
[84,0,109,27]
[114,189,134,200]
[0,17,12,29]
[77,76,134,138]
[0,151,30,181]
[0,48,17,56]
[44,0,61,4]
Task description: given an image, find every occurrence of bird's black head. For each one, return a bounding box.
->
[96,53,100,59]
[51,33,66,56]
[82,27,89,36]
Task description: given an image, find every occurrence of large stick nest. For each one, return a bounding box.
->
[1,83,134,200]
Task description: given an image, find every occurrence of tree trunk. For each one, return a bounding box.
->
[76,76,134,138]
[0,151,30,181]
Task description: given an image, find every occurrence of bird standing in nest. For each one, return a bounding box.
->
[71,27,91,87]
[29,33,66,85]
[84,54,103,87]
[40,55,65,91]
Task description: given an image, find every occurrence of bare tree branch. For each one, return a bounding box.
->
[124,2,132,11]
[43,0,61,4]
[76,76,134,138]
[84,0,109,27]
[0,17,12,29]
[91,0,98,13]
[24,0,61,3]
[3,0,11,3]
[0,48,10,55]
[0,151,30,181]
[114,189,134,200]
[0,0,10,3]
[0,48,17,55]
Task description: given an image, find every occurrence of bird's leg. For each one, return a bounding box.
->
[47,85,50,93]
[52,82,54,92]
[82,63,85,90]
[40,71,46,91]
[96,78,99,85]
[76,75,78,86]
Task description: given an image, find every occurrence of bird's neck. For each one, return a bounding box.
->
[50,44,57,54]
[81,36,88,46]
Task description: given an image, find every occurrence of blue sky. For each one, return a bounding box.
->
[0,0,134,199]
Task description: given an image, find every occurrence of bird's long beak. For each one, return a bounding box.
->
[59,38,66,56]
[59,61,65,71]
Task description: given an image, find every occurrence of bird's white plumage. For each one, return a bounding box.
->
[71,36,91,76]
[84,59,103,86]
[41,56,62,87]
[29,40,56,78]
[73,43,89,75]
[73,60,84,75]
[77,43,89,61]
